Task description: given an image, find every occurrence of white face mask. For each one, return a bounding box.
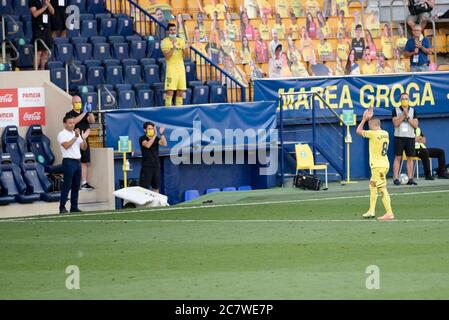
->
[169,34,176,39]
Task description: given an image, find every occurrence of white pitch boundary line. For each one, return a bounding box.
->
[1,188,449,223]
[5,219,449,223]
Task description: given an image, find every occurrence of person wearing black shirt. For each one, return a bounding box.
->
[65,95,96,191]
[351,24,365,60]
[139,121,168,193]
[50,0,67,37]
[415,127,449,180]
[29,0,55,70]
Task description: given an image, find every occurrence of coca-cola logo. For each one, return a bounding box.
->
[0,94,14,103]
[0,89,18,107]
[23,111,42,121]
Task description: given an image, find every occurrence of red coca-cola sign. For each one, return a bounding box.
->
[0,89,18,108]
[19,107,46,126]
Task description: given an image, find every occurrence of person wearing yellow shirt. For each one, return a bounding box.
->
[334,56,346,75]
[240,36,252,64]
[280,52,293,77]
[220,29,237,62]
[161,23,190,106]
[337,9,348,38]
[317,11,331,38]
[395,23,408,55]
[224,11,240,41]
[377,54,394,74]
[196,12,208,42]
[197,0,228,19]
[191,26,208,64]
[290,53,309,76]
[257,0,272,17]
[289,13,300,39]
[299,27,316,63]
[335,0,349,16]
[276,0,289,18]
[176,13,189,43]
[274,13,286,39]
[317,35,335,61]
[361,48,377,74]
[393,48,407,73]
[287,36,302,62]
[364,7,380,38]
[306,0,320,16]
[259,13,271,41]
[290,0,302,18]
[381,23,394,60]
[336,32,350,62]
[356,106,394,221]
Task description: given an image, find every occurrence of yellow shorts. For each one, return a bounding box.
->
[165,67,186,91]
[371,167,389,188]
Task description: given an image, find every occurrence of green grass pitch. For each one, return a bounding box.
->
[1,181,449,299]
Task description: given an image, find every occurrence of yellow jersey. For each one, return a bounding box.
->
[161,37,188,69]
[275,23,285,39]
[337,43,349,61]
[361,62,376,75]
[259,23,271,41]
[362,130,390,169]
[204,4,226,19]
[381,36,393,60]
[335,0,349,16]
[318,42,333,60]
[276,0,289,18]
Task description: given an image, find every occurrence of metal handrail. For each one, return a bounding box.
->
[2,15,20,63]
[3,39,20,62]
[65,61,83,93]
[98,85,117,110]
[34,38,52,70]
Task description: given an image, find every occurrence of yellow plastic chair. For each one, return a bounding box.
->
[295,143,328,189]
[399,151,431,180]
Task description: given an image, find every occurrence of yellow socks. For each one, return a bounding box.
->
[368,184,378,214]
[165,95,173,106]
[379,187,393,214]
[175,96,183,106]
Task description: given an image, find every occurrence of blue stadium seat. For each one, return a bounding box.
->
[151,82,165,92]
[157,58,166,82]
[0,154,40,203]
[98,83,113,92]
[55,43,74,64]
[133,83,151,91]
[121,58,138,68]
[112,42,129,60]
[74,43,92,62]
[185,61,197,82]
[130,40,147,60]
[50,68,67,90]
[95,13,111,20]
[108,35,125,43]
[87,0,106,14]
[188,80,203,89]
[13,0,31,16]
[124,65,141,85]
[0,0,13,15]
[23,20,32,41]
[103,59,120,67]
[81,19,97,38]
[1,126,26,165]
[143,64,160,85]
[140,58,155,66]
[26,125,62,174]
[115,83,132,92]
[118,90,136,109]
[184,190,200,201]
[89,36,107,44]
[238,186,252,191]
[69,63,87,90]
[6,21,24,41]
[100,89,117,110]
[114,13,129,20]
[0,63,12,71]
[136,89,154,108]
[206,188,220,194]
[20,153,60,202]
[206,80,221,87]
[81,91,98,111]
[93,42,111,61]
[106,65,123,86]
[99,18,117,37]
[147,38,163,59]
[53,37,70,45]
[47,61,64,69]
[84,59,101,68]
[209,85,227,104]
[78,85,94,94]
[182,88,192,105]
[79,13,94,21]
[71,36,88,44]
[154,88,166,107]
[87,66,105,86]
[17,44,34,69]
[69,0,87,13]
[117,17,133,36]
[223,187,237,192]
[66,24,81,38]
[192,85,209,105]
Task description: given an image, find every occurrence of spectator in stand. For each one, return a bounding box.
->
[309,54,332,76]
[290,52,309,77]
[249,60,266,80]
[365,30,377,60]
[377,53,394,74]
[192,26,208,62]
[269,43,283,78]
[257,0,272,17]
[291,0,302,18]
[407,0,434,30]
[403,24,433,72]
[240,10,256,40]
[161,23,190,106]
[361,47,376,74]
[351,10,363,38]
[364,6,380,37]
[345,48,360,75]
[57,114,89,214]
[323,0,333,18]
[280,52,293,77]
[240,35,252,64]
[274,13,286,40]
[396,23,408,55]
[289,13,300,40]
[220,29,237,62]
[224,11,240,42]
[206,31,220,64]
[50,0,66,37]
[335,56,346,75]
[336,31,350,62]
[276,0,290,18]
[286,36,301,64]
[176,13,189,43]
[351,24,365,60]
[196,12,208,42]
[155,8,168,39]
[299,27,316,63]
[222,53,249,86]
[197,0,228,19]
[317,10,331,39]
[335,0,349,16]
[29,0,55,70]
[381,23,394,60]
[306,11,317,39]
[139,121,167,193]
[244,0,259,19]
[259,13,271,41]
[393,47,407,72]
[317,34,334,62]
[270,28,281,58]
[337,9,348,38]
[254,28,269,63]
[306,0,320,16]
[210,11,221,35]
[144,0,173,20]
[65,95,95,191]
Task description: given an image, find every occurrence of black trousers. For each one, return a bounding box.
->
[59,158,82,211]
[416,148,446,177]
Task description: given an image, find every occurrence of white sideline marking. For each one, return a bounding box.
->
[1,189,449,223]
[4,219,449,223]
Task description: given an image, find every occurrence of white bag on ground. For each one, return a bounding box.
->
[113,186,169,208]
